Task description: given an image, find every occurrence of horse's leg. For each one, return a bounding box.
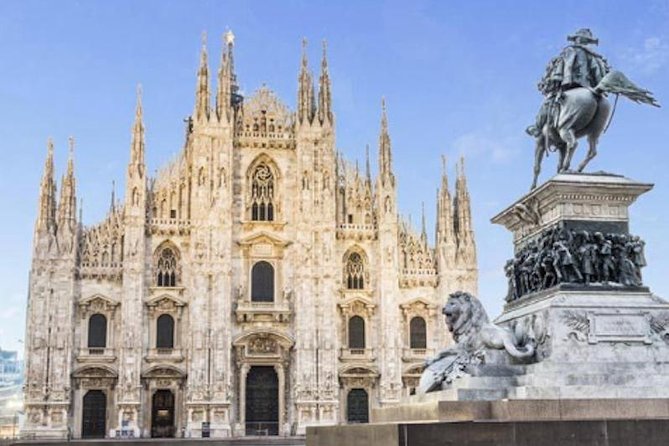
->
[531,138,544,189]
[559,128,577,172]
[577,135,598,172]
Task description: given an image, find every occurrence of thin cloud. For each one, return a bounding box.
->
[620,36,669,75]
[452,132,520,164]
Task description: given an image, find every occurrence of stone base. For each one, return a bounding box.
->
[372,397,669,424]
[307,418,669,446]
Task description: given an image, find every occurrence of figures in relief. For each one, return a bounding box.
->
[506,227,646,302]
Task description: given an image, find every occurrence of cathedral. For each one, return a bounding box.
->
[22,32,478,439]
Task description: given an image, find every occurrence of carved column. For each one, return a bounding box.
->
[238,363,250,430]
[274,364,285,435]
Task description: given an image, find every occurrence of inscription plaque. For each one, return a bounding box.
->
[587,312,651,344]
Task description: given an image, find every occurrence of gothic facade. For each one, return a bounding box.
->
[22,33,478,439]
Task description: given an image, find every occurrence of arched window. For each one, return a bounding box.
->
[156,246,178,287]
[410,316,427,349]
[156,314,175,349]
[345,252,365,289]
[87,314,107,349]
[348,316,366,349]
[250,163,275,221]
[251,261,274,302]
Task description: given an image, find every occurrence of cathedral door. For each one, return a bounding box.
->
[245,366,279,435]
[151,389,175,438]
[82,390,107,438]
[347,388,369,423]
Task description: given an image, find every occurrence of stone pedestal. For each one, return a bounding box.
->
[491,172,652,250]
[307,173,669,445]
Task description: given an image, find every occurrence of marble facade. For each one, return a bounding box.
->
[21,33,478,440]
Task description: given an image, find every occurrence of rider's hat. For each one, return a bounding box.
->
[567,28,599,45]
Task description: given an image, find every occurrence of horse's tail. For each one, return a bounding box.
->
[596,70,660,107]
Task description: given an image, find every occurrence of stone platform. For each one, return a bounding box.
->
[372,397,669,423]
[307,418,669,446]
[3,437,305,446]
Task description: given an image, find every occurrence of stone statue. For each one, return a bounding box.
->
[528,29,660,189]
[418,292,535,394]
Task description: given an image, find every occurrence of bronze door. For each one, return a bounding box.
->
[82,390,107,438]
[347,388,369,423]
[245,366,279,435]
[151,389,175,438]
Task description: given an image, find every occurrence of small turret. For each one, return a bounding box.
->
[317,40,333,125]
[378,98,395,189]
[452,156,478,293]
[297,38,315,124]
[216,30,239,122]
[128,85,145,179]
[194,32,210,123]
[420,201,428,247]
[57,137,77,232]
[454,156,475,257]
[125,85,147,216]
[36,138,57,234]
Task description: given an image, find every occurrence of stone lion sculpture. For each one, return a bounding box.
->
[418,291,536,394]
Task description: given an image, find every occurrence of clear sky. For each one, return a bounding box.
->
[1,0,668,356]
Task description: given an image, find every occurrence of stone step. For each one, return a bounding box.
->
[7,437,306,446]
[508,385,669,400]
[455,388,509,401]
[516,371,669,387]
[526,361,669,375]
[452,375,519,389]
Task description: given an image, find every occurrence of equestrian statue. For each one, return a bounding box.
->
[527,29,660,189]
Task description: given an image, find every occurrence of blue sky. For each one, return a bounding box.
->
[1,0,668,356]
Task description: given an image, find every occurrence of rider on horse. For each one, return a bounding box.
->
[527,29,610,138]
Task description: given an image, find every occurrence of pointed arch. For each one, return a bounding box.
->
[154,241,181,287]
[247,154,281,222]
[343,246,369,290]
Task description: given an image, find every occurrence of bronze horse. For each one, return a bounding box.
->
[530,71,660,189]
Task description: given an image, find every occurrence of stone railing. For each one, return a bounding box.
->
[149,217,192,235]
[339,348,376,362]
[399,270,438,288]
[401,347,434,362]
[235,300,292,323]
[145,347,185,363]
[336,223,376,240]
[79,265,123,281]
[77,347,117,363]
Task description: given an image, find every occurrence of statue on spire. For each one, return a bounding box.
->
[527,29,660,189]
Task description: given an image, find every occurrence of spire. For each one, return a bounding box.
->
[194,32,210,122]
[317,39,333,125]
[110,180,116,212]
[365,144,372,183]
[378,97,395,187]
[57,136,77,230]
[454,156,475,256]
[216,29,238,121]
[37,138,57,232]
[129,85,146,178]
[421,201,428,245]
[298,38,315,124]
[437,155,455,244]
